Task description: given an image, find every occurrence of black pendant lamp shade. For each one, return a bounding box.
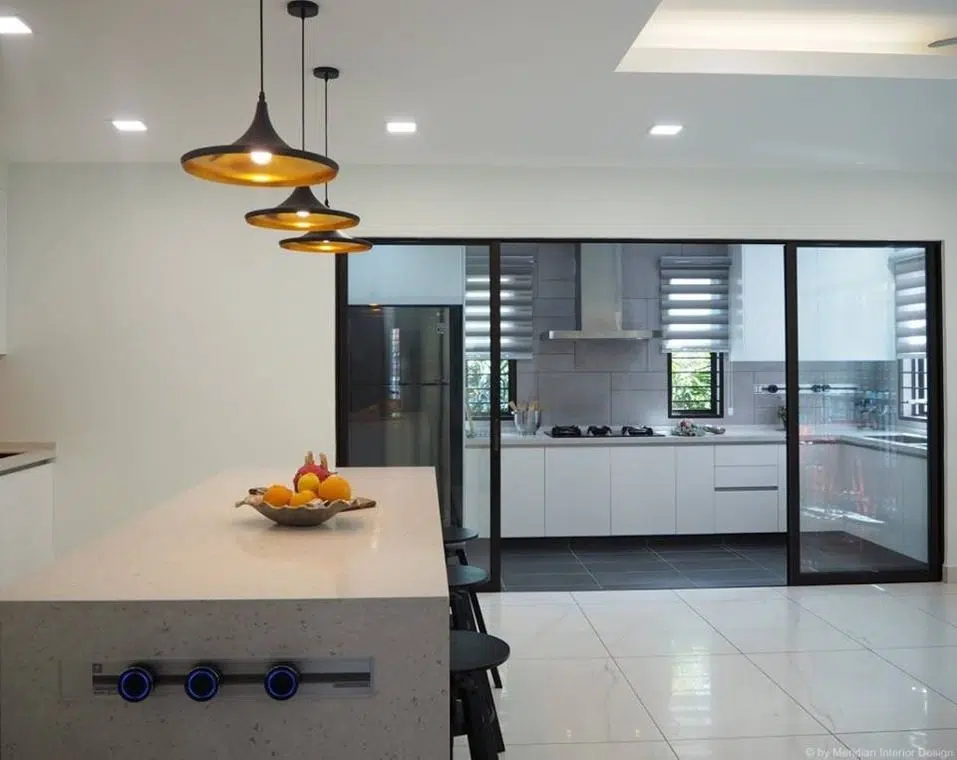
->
[180,0,338,188]
[280,228,372,254]
[245,185,359,231]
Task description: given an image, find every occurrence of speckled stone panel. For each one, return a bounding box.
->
[0,596,448,759]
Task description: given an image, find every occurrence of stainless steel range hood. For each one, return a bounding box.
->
[542,243,661,341]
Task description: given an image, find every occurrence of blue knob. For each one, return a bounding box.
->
[264,664,300,701]
[117,665,155,703]
[185,665,221,702]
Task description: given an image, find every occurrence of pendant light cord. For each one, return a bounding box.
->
[259,0,265,93]
[300,13,306,150]
[323,72,330,204]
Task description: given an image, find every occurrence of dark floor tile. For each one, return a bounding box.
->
[569,537,651,551]
[502,548,576,560]
[591,570,687,586]
[597,577,694,590]
[664,557,757,570]
[682,568,780,584]
[654,548,738,559]
[503,569,592,583]
[504,575,601,591]
[502,560,584,575]
[580,559,672,573]
[691,576,783,588]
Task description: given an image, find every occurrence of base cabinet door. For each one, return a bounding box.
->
[676,446,715,534]
[0,463,55,587]
[545,448,611,537]
[463,447,490,538]
[501,448,546,538]
[715,490,779,533]
[610,447,676,535]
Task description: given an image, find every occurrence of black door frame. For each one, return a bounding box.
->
[336,237,945,591]
[783,241,944,586]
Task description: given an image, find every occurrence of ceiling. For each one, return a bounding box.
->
[3,0,957,170]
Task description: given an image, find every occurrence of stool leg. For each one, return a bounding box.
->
[455,548,469,565]
[477,665,505,753]
[462,675,497,760]
[451,591,475,631]
[469,591,503,689]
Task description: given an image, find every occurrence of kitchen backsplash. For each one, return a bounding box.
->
[512,243,910,428]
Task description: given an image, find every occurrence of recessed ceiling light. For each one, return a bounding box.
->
[0,16,31,34]
[386,121,417,135]
[649,124,683,136]
[112,119,148,133]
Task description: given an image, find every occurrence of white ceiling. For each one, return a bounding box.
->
[3,0,957,170]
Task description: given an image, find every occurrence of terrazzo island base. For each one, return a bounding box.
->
[0,467,449,760]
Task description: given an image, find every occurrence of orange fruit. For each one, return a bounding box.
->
[317,474,351,502]
[263,484,293,508]
[297,472,321,494]
[289,490,316,508]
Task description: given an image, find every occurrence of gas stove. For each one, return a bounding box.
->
[544,425,665,438]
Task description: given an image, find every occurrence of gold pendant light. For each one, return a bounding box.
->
[245,7,359,232]
[279,66,372,254]
[180,0,338,187]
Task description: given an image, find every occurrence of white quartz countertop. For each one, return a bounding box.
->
[0,442,56,475]
[466,427,786,447]
[0,467,449,603]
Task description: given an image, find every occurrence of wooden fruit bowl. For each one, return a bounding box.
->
[235,489,376,528]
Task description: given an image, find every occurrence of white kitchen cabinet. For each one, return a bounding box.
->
[715,490,779,533]
[501,448,545,538]
[545,448,610,537]
[797,248,895,362]
[0,463,55,587]
[715,445,779,468]
[675,446,715,534]
[898,453,928,563]
[729,244,785,362]
[610,446,676,536]
[463,447,490,538]
[777,443,788,532]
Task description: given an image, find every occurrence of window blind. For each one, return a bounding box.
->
[464,249,534,360]
[892,252,927,357]
[659,255,732,353]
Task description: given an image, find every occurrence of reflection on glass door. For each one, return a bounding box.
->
[788,244,937,582]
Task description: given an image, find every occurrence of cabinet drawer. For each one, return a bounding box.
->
[714,466,779,489]
[714,445,780,467]
[715,490,779,533]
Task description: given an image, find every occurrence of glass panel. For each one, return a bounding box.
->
[795,245,930,578]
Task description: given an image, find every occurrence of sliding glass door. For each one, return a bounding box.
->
[786,243,942,584]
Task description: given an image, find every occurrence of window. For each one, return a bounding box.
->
[900,357,928,421]
[668,352,724,418]
[466,358,516,419]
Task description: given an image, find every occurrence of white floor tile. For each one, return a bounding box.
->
[676,587,786,604]
[670,735,849,760]
[876,646,957,703]
[618,654,825,741]
[456,742,679,759]
[892,594,957,627]
[887,582,957,598]
[479,591,576,606]
[494,658,664,745]
[690,598,863,653]
[481,602,609,659]
[573,589,683,605]
[581,602,737,658]
[790,595,957,649]
[837,729,957,757]
[749,650,957,734]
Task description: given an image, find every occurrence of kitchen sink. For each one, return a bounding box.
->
[862,434,927,447]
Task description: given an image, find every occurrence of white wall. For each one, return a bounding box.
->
[0,163,7,355]
[1,163,954,568]
[0,164,337,553]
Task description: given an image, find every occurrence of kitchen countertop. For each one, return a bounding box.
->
[0,442,56,475]
[0,466,448,602]
[465,426,927,456]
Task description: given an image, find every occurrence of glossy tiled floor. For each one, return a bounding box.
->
[454,583,957,759]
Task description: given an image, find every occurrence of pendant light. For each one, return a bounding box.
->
[280,66,372,254]
[244,4,359,231]
[180,0,338,187]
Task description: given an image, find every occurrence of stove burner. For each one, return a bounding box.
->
[622,425,657,437]
[546,425,583,438]
[587,425,613,437]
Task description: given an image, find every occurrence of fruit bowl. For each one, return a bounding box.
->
[235,489,376,527]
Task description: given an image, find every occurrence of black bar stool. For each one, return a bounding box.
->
[443,525,479,566]
[447,564,502,689]
[451,630,510,760]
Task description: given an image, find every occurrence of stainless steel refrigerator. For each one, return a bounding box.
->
[344,305,463,525]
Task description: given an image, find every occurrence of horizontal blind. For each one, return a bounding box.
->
[659,256,731,353]
[892,253,927,357]
[465,249,534,360]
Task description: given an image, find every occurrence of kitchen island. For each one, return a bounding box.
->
[0,466,448,760]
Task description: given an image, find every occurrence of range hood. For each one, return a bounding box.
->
[542,244,661,341]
